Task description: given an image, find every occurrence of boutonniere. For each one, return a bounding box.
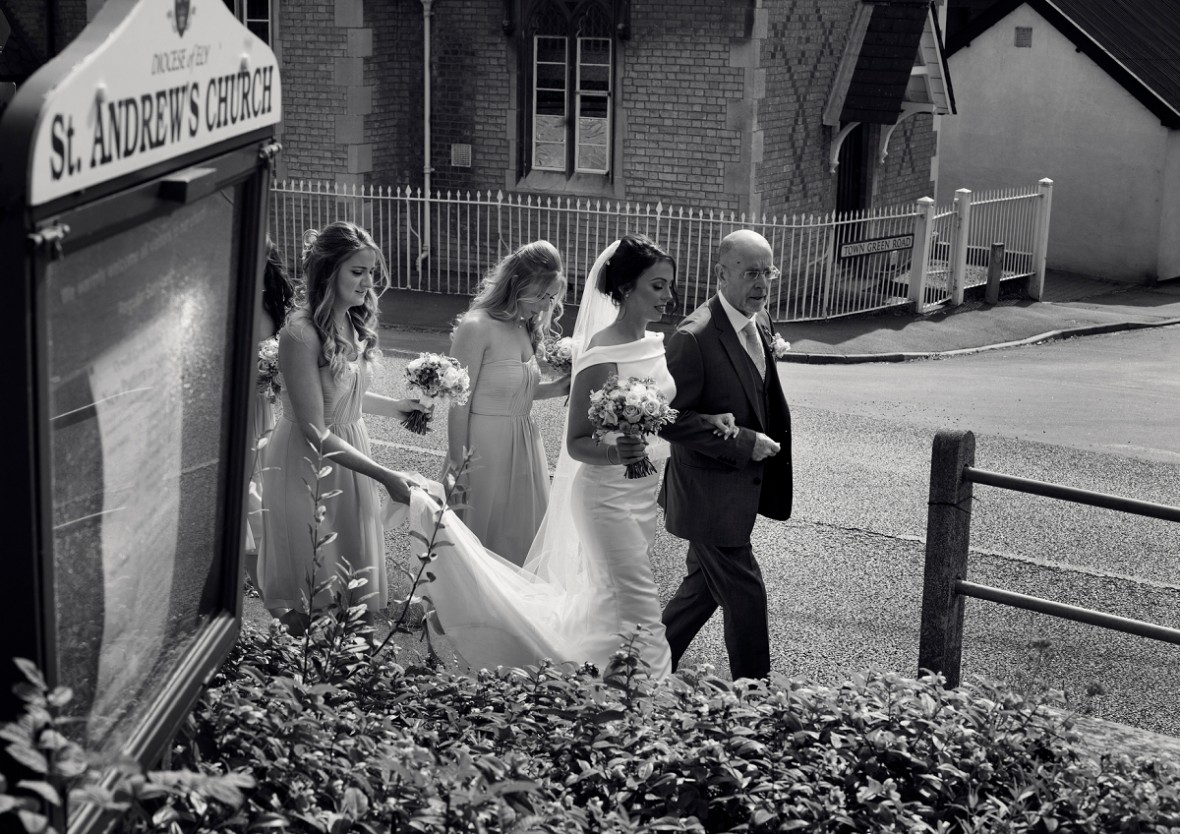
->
[770,332,791,359]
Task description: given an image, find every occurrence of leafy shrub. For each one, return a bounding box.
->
[6,627,1180,833]
[4,449,1178,832]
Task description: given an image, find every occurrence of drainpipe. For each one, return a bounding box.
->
[418,0,434,277]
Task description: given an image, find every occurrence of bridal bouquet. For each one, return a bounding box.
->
[257,337,281,404]
[587,375,679,479]
[539,336,574,374]
[402,352,471,435]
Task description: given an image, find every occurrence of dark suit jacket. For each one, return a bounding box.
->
[659,295,792,546]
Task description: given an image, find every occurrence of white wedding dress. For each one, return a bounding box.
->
[389,243,673,677]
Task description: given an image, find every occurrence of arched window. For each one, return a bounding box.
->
[524,1,615,177]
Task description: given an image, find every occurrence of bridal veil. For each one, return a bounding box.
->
[392,242,625,670]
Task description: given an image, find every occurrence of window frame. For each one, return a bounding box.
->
[520,1,617,181]
[224,0,274,45]
[531,34,569,173]
[574,35,612,175]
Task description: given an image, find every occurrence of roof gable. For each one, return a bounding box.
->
[825,0,956,128]
[946,0,1180,127]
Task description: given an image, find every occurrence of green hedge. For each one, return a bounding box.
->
[4,612,1180,833]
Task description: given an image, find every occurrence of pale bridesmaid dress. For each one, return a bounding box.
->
[244,359,277,557]
[258,315,387,614]
[456,356,548,565]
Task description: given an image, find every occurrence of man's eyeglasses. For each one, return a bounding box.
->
[725,265,781,282]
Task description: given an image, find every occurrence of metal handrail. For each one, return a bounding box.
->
[955,580,1180,646]
[918,429,1180,688]
[964,466,1180,523]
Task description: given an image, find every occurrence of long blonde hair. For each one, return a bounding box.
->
[301,221,388,378]
[467,240,565,348]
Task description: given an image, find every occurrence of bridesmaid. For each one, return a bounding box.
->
[245,238,296,586]
[445,240,570,565]
[259,221,426,634]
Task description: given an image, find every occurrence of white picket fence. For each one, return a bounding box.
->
[270,179,1053,322]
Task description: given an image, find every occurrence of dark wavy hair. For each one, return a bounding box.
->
[467,239,565,349]
[595,233,678,307]
[300,221,389,378]
[261,237,296,338]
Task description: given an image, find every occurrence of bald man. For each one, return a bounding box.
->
[658,229,793,680]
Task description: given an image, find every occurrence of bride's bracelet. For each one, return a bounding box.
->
[606,445,620,465]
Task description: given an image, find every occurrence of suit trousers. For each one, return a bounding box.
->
[661,539,771,680]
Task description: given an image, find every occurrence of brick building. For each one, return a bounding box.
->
[265,0,954,221]
[1,0,952,218]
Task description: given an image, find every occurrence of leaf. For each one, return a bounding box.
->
[341,787,369,817]
[12,660,46,691]
[5,744,48,774]
[316,532,338,549]
[204,777,246,807]
[16,809,48,833]
[12,684,46,707]
[16,781,61,806]
[485,780,539,796]
[151,806,179,827]
[247,812,292,830]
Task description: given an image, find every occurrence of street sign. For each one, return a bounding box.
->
[839,233,914,259]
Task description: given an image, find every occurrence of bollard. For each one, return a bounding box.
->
[918,430,975,688]
[985,242,1005,304]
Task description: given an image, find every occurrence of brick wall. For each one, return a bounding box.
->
[757,0,854,219]
[273,0,940,216]
[874,112,937,207]
[0,0,91,74]
[275,1,350,182]
[426,3,511,194]
[380,1,753,213]
[618,1,749,213]
[368,0,422,187]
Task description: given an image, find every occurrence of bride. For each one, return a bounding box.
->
[396,235,736,676]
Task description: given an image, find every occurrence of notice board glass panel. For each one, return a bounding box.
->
[44,188,241,752]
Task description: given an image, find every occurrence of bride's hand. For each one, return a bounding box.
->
[704,412,739,439]
[613,435,648,465]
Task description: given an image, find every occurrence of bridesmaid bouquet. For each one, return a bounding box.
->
[587,374,679,479]
[257,337,281,404]
[539,336,575,374]
[402,352,471,435]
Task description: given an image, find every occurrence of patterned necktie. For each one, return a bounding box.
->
[741,320,766,380]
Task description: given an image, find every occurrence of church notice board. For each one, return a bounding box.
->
[0,0,281,824]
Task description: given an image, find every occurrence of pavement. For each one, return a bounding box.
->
[376,269,1180,362]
